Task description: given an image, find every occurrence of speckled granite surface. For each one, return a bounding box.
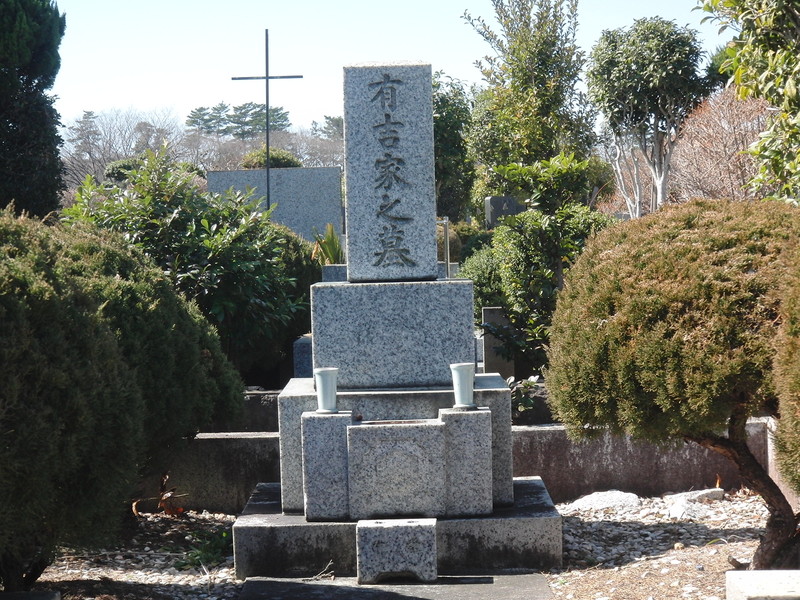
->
[348,421,446,519]
[301,411,353,521]
[356,518,438,584]
[311,279,475,389]
[278,375,513,513]
[440,407,493,517]
[343,63,437,282]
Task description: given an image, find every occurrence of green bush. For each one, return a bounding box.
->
[454,221,492,262]
[491,204,615,373]
[546,198,800,568]
[0,210,242,591]
[241,145,302,169]
[104,157,143,182]
[773,245,800,495]
[63,149,318,381]
[459,245,504,321]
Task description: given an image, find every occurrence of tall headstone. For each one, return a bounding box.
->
[310,62,475,389]
[344,63,438,282]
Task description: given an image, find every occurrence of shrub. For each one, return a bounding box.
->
[0,210,241,591]
[491,204,615,373]
[63,149,317,382]
[459,245,504,321]
[454,221,492,262]
[241,145,302,169]
[546,198,800,568]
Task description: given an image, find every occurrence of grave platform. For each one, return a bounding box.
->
[238,572,555,600]
[233,476,562,580]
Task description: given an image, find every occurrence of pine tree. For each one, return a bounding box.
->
[0,0,66,216]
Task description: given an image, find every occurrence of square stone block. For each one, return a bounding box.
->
[347,420,445,519]
[301,411,352,521]
[356,518,437,584]
[440,407,493,517]
[311,279,475,389]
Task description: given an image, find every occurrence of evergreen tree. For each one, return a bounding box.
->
[0,0,66,216]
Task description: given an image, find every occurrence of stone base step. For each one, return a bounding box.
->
[233,477,562,580]
[239,573,554,599]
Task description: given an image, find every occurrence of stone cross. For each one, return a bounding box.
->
[343,63,438,282]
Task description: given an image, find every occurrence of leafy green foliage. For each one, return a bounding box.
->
[702,1,800,201]
[311,115,344,140]
[491,204,615,372]
[546,198,800,568]
[459,245,505,321]
[0,0,66,216]
[495,152,593,213]
[241,145,303,169]
[546,199,800,441]
[587,17,710,211]
[175,528,232,570]
[312,223,345,265]
[0,209,242,591]
[773,246,800,495]
[433,74,475,221]
[63,149,318,380]
[464,0,596,200]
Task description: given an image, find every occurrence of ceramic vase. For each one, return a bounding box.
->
[314,367,339,413]
[450,362,476,408]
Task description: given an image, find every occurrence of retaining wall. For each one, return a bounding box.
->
[143,418,786,515]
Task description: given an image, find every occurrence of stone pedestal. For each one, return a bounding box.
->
[301,412,353,521]
[279,374,514,514]
[233,477,562,580]
[311,279,475,389]
[356,519,438,584]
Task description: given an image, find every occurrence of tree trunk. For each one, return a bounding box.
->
[687,410,799,569]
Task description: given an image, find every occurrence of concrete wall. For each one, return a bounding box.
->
[207,167,343,241]
[147,419,786,515]
[512,421,769,504]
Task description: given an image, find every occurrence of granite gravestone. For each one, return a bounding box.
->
[343,63,438,282]
[310,63,475,389]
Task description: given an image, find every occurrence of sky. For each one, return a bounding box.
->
[50,0,729,132]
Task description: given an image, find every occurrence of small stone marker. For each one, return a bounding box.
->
[356,518,438,584]
[343,62,438,282]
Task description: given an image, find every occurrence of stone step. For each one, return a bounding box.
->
[233,477,561,580]
[238,573,555,599]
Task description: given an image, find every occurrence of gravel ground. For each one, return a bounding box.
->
[546,487,767,600]
[31,488,767,600]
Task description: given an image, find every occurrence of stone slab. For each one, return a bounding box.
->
[239,573,555,600]
[348,421,446,519]
[311,279,475,389]
[278,375,513,513]
[440,408,493,517]
[727,570,800,599]
[233,477,560,580]
[344,62,437,282]
[207,167,343,241]
[356,518,438,584]
[302,412,353,521]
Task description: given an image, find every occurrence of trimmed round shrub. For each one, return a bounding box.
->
[546,198,800,568]
[773,245,800,493]
[241,146,302,169]
[0,210,242,591]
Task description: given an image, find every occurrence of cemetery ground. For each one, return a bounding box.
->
[31,487,766,600]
